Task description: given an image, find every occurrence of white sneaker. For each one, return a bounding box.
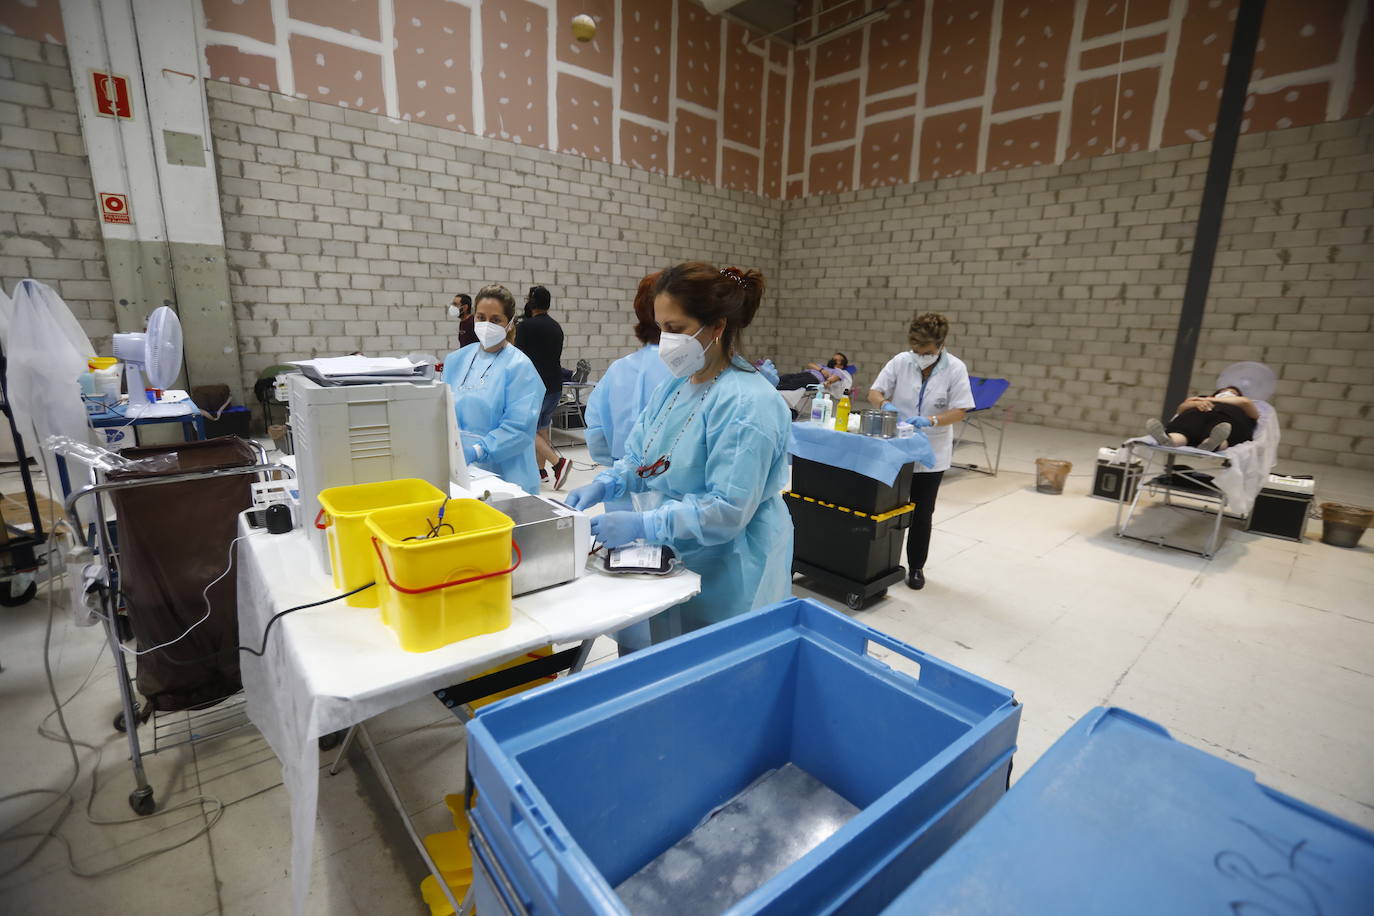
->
[1198,422,1231,452]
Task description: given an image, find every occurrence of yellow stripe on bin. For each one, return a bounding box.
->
[783,491,916,523]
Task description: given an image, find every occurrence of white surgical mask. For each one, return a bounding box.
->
[913,350,940,370]
[474,320,507,348]
[447,304,462,319]
[658,326,711,378]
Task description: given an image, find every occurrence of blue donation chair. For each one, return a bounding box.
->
[951,377,1011,476]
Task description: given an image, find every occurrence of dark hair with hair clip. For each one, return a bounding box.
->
[632,271,662,345]
[653,261,765,359]
[454,293,472,307]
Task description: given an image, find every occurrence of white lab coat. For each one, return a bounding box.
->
[872,351,975,472]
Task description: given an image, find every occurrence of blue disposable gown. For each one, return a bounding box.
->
[597,356,794,640]
[441,343,543,495]
[584,344,673,512]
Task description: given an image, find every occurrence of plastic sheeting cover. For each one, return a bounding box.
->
[4,280,96,492]
[1216,361,1277,403]
[616,763,860,915]
[790,422,936,484]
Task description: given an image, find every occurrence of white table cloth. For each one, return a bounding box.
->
[236,497,699,914]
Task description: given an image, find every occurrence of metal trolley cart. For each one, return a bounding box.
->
[55,436,291,815]
[1114,441,1236,559]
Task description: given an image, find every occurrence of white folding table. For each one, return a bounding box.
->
[235,498,699,915]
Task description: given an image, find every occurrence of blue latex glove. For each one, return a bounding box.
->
[591,511,647,548]
[881,401,895,413]
[756,359,780,386]
[462,442,480,465]
[904,415,934,428]
[566,479,608,511]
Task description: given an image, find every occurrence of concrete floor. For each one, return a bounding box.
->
[0,422,1371,915]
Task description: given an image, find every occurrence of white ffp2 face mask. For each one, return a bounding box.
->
[913,349,941,370]
[447,304,462,319]
[474,320,507,348]
[658,327,710,378]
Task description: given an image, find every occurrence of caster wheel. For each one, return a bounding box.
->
[845,593,864,610]
[0,580,37,607]
[129,787,155,816]
[318,730,344,751]
[113,703,151,733]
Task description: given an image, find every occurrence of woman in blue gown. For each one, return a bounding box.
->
[440,284,543,495]
[582,272,674,652]
[568,262,793,643]
[583,271,674,512]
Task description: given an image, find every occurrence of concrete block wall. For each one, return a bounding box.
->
[205,81,784,399]
[1196,119,1374,469]
[772,118,1374,470]
[0,35,114,350]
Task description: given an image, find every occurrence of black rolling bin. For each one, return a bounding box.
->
[788,456,915,609]
[791,456,913,514]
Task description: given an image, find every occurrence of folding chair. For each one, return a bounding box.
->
[951,377,1011,476]
[552,359,593,438]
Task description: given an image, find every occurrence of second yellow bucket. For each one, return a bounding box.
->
[366,499,517,652]
[316,478,448,607]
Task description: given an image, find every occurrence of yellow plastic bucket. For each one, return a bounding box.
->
[316,479,448,608]
[366,499,517,652]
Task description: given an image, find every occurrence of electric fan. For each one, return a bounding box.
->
[112,306,183,415]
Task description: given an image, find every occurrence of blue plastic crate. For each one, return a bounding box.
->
[883,707,1374,914]
[466,596,1021,914]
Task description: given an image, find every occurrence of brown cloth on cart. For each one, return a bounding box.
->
[108,437,258,712]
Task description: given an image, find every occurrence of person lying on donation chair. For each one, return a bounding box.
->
[774,352,853,397]
[1143,386,1259,452]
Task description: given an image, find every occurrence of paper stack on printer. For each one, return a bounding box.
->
[289,356,435,385]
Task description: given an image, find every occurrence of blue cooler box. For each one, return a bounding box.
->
[466,597,1021,915]
[884,706,1374,914]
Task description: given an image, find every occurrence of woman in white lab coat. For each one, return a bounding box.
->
[868,312,974,591]
[440,284,543,495]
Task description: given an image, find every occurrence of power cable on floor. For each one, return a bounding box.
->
[0,468,227,885]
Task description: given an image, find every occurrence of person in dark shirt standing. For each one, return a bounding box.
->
[514,285,570,487]
[450,293,477,348]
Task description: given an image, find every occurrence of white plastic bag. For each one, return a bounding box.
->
[6,280,97,494]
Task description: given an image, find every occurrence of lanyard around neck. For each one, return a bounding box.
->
[916,352,942,414]
[461,347,500,389]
